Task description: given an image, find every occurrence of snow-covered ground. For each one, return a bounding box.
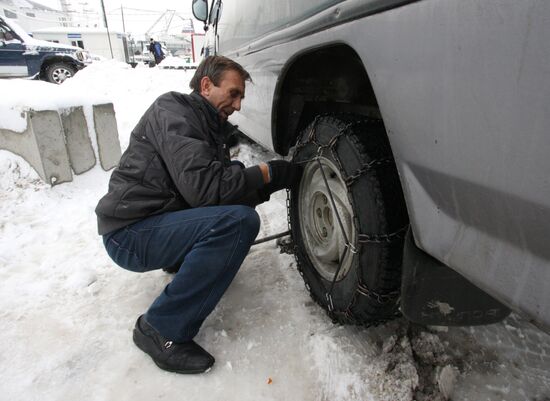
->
[1,62,550,401]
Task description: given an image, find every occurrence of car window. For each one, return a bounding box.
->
[0,19,21,43]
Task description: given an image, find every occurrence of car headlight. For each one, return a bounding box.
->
[76,50,92,63]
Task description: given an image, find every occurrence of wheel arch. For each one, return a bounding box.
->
[40,56,79,79]
[272,43,381,156]
[272,42,410,226]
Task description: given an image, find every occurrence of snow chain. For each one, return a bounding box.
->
[285,115,408,325]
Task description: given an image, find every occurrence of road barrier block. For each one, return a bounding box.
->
[1,103,121,185]
[0,110,73,185]
[60,106,96,175]
[93,103,122,171]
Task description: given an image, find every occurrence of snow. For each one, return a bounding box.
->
[2,61,550,401]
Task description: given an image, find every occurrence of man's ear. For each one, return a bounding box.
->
[200,76,212,97]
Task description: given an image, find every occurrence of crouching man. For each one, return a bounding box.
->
[95,56,299,374]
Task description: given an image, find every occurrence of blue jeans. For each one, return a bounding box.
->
[103,205,260,342]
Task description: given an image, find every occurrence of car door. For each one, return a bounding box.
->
[0,19,28,78]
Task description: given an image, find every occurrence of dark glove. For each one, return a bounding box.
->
[266,160,301,192]
[257,182,276,203]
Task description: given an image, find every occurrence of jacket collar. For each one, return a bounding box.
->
[190,91,228,144]
[190,91,220,123]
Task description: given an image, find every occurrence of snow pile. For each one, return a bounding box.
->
[0,78,102,132]
[0,60,193,149]
[0,150,43,191]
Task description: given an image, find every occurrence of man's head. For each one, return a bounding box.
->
[190,56,251,121]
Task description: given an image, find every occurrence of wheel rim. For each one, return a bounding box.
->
[52,67,72,84]
[298,157,356,281]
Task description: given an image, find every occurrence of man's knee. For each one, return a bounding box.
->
[230,205,260,239]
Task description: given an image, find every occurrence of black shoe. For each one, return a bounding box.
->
[132,315,215,374]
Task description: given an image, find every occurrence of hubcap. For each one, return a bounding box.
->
[52,68,72,84]
[298,157,356,281]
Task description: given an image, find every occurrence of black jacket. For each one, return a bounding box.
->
[95,91,265,235]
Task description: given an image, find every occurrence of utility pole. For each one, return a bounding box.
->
[100,0,114,58]
[121,5,126,33]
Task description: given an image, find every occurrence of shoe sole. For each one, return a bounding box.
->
[132,328,213,374]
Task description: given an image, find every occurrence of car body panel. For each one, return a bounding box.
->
[201,0,550,329]
[0,40,27,76]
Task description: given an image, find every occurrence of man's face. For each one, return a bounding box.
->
[201,69,245,121]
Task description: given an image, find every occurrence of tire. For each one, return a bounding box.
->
[45,63,76,84]
[289,114,408,325]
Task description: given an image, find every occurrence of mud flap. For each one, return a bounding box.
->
[401,230,511,326]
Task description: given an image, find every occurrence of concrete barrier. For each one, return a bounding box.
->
[93,103,122,171]
[0,110,72,185]
[60,106,96,175]
[0,103,122,185]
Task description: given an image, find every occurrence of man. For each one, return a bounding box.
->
[96,56,298,374]
[149,38,164,65]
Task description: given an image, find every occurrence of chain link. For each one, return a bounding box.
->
[281,188,296,255]
[358,225,409,244]
[357,283,400,304]
[344,158,394,187]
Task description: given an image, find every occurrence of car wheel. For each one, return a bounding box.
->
[45,63,76,84]
[289,115,408,325]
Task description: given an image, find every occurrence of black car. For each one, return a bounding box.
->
[0,16,91,84]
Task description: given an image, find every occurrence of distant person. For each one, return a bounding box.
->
[149,38,165,65]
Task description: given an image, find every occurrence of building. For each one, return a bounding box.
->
[0,0,70,32]
[32,27,130,63]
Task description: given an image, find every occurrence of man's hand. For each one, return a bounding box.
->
[257,160,302,202]
[267,160,301,192]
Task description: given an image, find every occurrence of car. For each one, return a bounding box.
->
[0,16,91,84]
[192,0,550,332]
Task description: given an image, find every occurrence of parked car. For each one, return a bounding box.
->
[193,0,550,332]
[0,16,91,84]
